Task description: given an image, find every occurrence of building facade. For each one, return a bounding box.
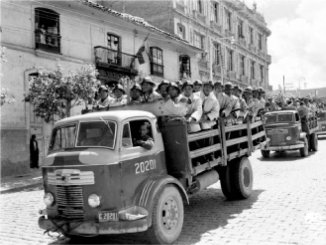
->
[0,0,200,175]
[105,0,272,89]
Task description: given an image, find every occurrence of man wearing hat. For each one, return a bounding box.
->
[94,85,114,111]
[233,85,248,119]
[141,76,162,103]
[181,80,203,123]
[157,80,170,101]
[251,87,265,117]
[258,87,266,106]
[130,83,143,104]
[199,80,220,129]
[110,84,128,107]
[224,82,241,120]
[214,80,232,118]
[193,80,203,95]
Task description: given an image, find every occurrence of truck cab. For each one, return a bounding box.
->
[38,109,266,244]
[261,110,318,158]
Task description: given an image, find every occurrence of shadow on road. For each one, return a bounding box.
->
[49,188,264,245]
[257,150,317,162]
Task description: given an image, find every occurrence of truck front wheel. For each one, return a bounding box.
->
[147,185,184,244]
[309,133,318,151]
[300,137,309,157]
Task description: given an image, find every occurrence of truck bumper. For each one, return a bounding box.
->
[263,142,304,151]
[38,216,148,235]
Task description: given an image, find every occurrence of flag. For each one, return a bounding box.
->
[135,33,150,65]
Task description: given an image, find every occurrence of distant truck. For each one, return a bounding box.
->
[38,110,267,244]
[261,110,318,158]
[317,111,326,138]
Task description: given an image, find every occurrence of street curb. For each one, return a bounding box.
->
[0,181,43,194]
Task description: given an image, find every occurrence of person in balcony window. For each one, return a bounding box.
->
[141,76,161,103]
[110,84,127,107]
[39,25,46,44]
[130,83,143,104]
[94,85,113,111]
[157,80,170,101]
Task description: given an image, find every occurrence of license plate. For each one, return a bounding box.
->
[99,211,119,222]
[269,128,288,134]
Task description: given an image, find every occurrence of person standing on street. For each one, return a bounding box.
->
[30,134,39,169]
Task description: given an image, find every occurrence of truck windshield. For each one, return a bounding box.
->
[278,113,293,122]
[76,120,116,149]
[265,114,277,123]
[49,124,77,152]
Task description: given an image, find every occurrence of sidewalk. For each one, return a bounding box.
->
[0,170,43,194]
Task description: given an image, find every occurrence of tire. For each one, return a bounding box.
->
[229,157,253,199]
[146,185,184,244]
[261,150,270,158]
[309,133,318,151]
[300,137,309,157]
[217,165,233,199]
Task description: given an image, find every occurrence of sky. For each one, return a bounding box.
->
[244,0,326,90]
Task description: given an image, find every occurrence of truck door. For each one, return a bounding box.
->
[119,119,166,207]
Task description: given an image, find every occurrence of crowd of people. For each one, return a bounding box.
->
[92,76,271,131]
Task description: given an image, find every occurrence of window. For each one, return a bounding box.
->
[225,9,232,31]
[238,19,244,38]
[76,120,117,149]
[49,124,76,152]
[150,47,164,77]
[250,60,255,79]
[35,8,60,53]
[198,0,203,13]
[239,55,245,76]
[211,2,219,23]
[194,32,204,49]
[258,33,263,50]
[227,49,233,71]
[249,26,254,44]
[122,120,153,148]
[107,33,121,65]
[177,23,186,39]
[260,65,264,83]
[213,43,220,66]
[278,113,293,122]
[179,55,191,78]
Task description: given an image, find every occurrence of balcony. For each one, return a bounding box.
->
[35,31,61,53]
[212,63,221,76]
[94,46,137,74]
[238,37,247,48]
[210,21,222,34]
[198,58,209,71]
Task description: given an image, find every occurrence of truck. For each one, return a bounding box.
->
[317,111,326,138]
[261,110,319,158]
[38,109,267,244]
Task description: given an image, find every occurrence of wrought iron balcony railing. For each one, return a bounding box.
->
[35,31,61,53]
[94,46,136,69]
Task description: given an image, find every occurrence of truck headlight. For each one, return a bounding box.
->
[88,194,101,208]
[43,192,54,207]
[286,136,292,140]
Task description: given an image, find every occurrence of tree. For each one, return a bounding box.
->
[0,46,15,106]
[25,65,100,123]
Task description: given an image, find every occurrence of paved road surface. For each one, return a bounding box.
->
[1,137,326,245]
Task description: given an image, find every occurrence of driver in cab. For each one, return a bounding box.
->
[133,122,154,150]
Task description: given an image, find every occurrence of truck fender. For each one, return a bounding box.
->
[300,132,307,139]
[135,175,188,227]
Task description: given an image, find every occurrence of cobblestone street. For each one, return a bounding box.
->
[1,138,326,245]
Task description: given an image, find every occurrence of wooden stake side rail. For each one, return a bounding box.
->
[224,123,247,133]
[252,131,266,141]
[192,157,222,175]
[189,144,221,159]
[227,149,249,161]
[250,120,263,129]
[225,136,248,147]
[187,129,219,142]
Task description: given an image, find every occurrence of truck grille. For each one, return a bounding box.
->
[270,134,285,145]
[56,185,84,220]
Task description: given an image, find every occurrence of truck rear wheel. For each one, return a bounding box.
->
[300,137,309,157]
[309,133,318,151]
[218,157,253,200]
[147,185,184,244]
[229,157,253,199]
[261,150,270,158]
